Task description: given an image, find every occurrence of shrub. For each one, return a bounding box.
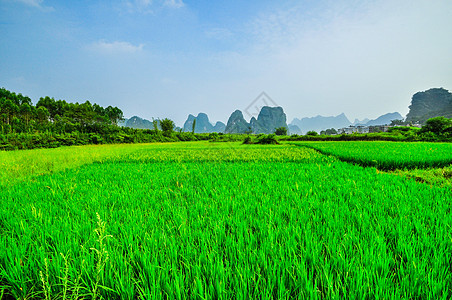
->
[257,134,279,145]
[306,131,318,136]
[209,132,219,141]
[242,136,253,144]
[421,117,452,135]
[274,127,288,136]
[90,133,104,145]
[0,144,15,151]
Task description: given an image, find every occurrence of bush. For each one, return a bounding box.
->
[257,134,279,145]
[89,133,104,144]
[177,132,197,142]
[0,144,15,151]
[242,136,253,144]
[274,127,288,136]
[306,131,318,136]
[209,132,219,141]
[421,117,452,135]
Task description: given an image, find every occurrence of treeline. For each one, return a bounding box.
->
[0,88,213,150]
[0,88,123,134]
[0,130,216,151]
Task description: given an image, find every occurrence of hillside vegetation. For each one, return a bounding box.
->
[406,88,452,124]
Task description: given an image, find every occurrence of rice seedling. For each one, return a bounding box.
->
[0,143,155,188]
[293,141,452,170]
[1,142,451,299]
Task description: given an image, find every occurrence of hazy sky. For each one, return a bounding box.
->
[1,0,451,125]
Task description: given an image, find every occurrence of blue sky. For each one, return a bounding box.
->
[1,0,451,125]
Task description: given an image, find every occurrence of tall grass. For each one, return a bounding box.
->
[1,143,452,298]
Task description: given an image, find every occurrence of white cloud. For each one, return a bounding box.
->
[163,0,184,9]
[87,40,144,55]
[206,0,452,121]
[14,0,54,11]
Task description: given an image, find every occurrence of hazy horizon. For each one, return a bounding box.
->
[1,0,451,126]
[123,109,404,127]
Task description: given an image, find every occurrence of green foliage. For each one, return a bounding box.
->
[306,130,318,136]
[191,118,196,134]
[274,126,287,136]
[0,88,124,136]
[208,132,219,141]
[257,134,279,144]
[176,132,197,142]
[406,87,452,124]
[390,119,405,126]
[420,116,452,135]
[395,166,452,188]
[209,134,246,143]
[387,126,419,133]
[242,136,253,144]
[320,128,338,135]
[152,118,160,132]
[160,118,175,134]
[0,88,213,150]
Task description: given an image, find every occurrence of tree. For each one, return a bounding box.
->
[320,128,338,135]
[160,118,175,134]
[20,103,32,126]
[93,104,107,123]
[192,119,196,134]
[306,130,318,136]
[36,106,49,124]
[36,96,57,121]
[257,134,279,145]
[390,119,405,126]
[421,116,452,135]
[105,106,123,125]
[274,127,287,136]
[19,94,32,106]
[0,99,19,125]
[153,118,160,132]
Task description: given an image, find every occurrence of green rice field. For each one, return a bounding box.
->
[294,141,452,170]
[1,142,452,299]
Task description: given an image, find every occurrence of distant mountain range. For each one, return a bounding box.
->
[290,112,403,134]
[363,112,403,126]
[121,87,451,133]
[353,118,370,125]
[122,111,403,134]
[291,113,351,134]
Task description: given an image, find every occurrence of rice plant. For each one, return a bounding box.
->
[294,141,452,170]
[1,142,451,299]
